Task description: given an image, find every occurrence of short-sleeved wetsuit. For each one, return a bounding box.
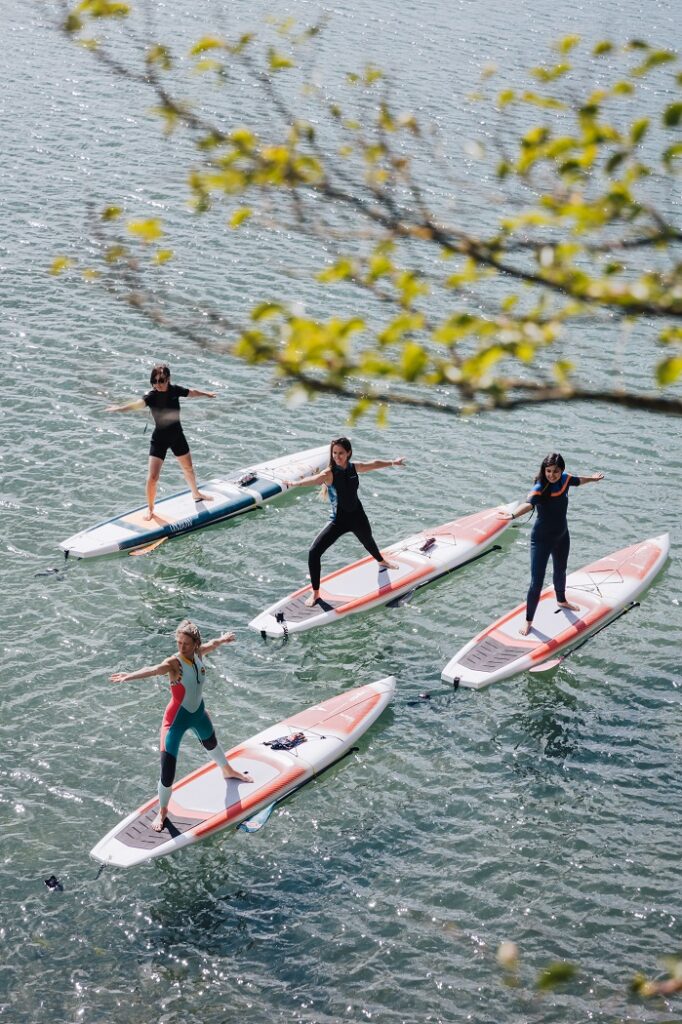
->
[144,384,191,461]
[525,471,581,622]
[157,652,227,807]
[307,462,384,592]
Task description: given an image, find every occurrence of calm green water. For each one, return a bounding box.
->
[1,2,680,1023]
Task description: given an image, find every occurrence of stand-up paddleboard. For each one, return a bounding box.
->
[90,676,395,868]
[249,503,516,638]
[441,533,670,689]
[60,445,328,558]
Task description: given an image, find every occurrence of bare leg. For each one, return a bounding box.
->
[151,806,168,832]
[222,762,252,783]
[145,456,163,520]
[177,451,213,503]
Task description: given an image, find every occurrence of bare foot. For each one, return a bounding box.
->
[305,592,320,608]
[379,559,398,570]
[519,621,533,636]
[193,491,214,503]
[558,601,580,612]
[151,809,167,832]
[143,508,155,521]
[222,764,252,783]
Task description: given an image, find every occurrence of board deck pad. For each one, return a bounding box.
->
[60,444,328,558]
[250,503,516,637]
[441,534,669,689]
[91,677,396,868]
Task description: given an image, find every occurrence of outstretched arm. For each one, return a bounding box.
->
[200,631,236,656]
[187,388,217,398]
[286,468,333,488]
[577,472,604,484]
[105,398,146,413]
[355,457,406,473]
[110,655,176,684]
[499,501,533,520]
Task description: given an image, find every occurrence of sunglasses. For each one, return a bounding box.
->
[152,374,169,384]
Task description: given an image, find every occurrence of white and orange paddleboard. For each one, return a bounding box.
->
[90,677,395,868]
[249,503,516,638]
[441,534,670,689]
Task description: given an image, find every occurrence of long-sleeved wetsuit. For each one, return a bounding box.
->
[308,462,383,591]
[525,472,581,622]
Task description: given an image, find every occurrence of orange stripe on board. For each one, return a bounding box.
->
[338,564,433,614]
[193,762,308,838]
[528,606,606,662]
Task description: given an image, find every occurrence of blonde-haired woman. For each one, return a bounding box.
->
[110,620,251,833]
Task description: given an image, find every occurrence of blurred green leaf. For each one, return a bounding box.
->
[536,962,578,991]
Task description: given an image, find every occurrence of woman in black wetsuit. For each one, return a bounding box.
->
[106,363,216,520]
[499,452,604,635]
[286,436,406,607]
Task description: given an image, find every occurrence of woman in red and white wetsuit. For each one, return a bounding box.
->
[110,620,252,833]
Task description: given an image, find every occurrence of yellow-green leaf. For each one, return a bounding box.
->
[556,34,580,54]
[630,117,649,143]
[536,962,578,991]
[153,249,174,264]
[664,102,682,127]
[268,48,294,70]
[190,36,226,56]
[77,0,130,18]
[127,218,164,242]
[50,256,74,275]
[229,207,253,229]
[251,302,285,321]
[146,44,172,69]
[656,356,682,386]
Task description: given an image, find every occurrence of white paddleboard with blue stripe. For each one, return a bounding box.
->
[60,444,328,558]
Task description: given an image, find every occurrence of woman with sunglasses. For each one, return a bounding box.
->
[499,453,604,635]
[285,436,405,607]
[106,364,215,520]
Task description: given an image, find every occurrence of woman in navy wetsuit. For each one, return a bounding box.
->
[286,436,405,608]
[110,620,251,833]
[106,363,216,521]
[499,452,604,635]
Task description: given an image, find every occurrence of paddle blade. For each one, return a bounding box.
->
[238,803,276,834]
[529,657,563,674]
[129,537,168,557]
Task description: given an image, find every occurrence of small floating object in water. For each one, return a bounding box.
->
[44,875,63,892]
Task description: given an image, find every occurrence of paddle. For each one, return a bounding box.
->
[129,536,168,556]
[237,745,361,834]
[528,601,640,673]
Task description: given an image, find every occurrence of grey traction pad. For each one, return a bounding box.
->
[117,807,207,850]
[279,594,346,623]
[459,635,524,671]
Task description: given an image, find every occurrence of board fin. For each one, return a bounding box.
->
[129,537,168,557]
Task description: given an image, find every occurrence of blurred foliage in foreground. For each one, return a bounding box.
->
[56,2,682,420]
